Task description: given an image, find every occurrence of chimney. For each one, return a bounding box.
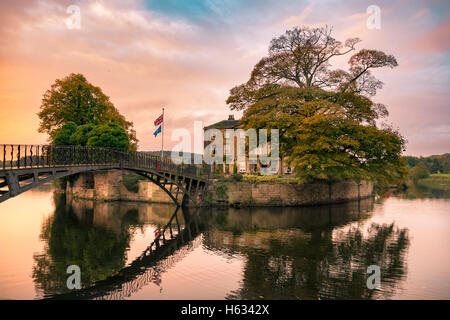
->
[228,115,235,120]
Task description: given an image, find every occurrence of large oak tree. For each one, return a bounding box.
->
[229,26,407,184]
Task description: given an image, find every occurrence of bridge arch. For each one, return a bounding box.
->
[0,145,209,207]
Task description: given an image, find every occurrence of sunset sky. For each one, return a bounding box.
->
[0,0,448,156]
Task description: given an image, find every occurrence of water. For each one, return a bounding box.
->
[0,184,449,300]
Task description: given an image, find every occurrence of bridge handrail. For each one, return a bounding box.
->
[0,144,210,178]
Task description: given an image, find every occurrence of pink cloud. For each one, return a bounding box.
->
[404,20,450,53]
[0,0,448,156]
[412,8,429,20]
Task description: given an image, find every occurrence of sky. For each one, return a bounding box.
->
[0,0,448,156]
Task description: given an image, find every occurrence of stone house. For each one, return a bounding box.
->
[203,115,292,175]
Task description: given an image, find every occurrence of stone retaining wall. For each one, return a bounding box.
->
[66,170,173,203]
[65,171,373,207]
[208,180,373,207]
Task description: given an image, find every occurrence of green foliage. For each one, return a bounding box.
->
[215,182,228,200]
[122,173,145,193]
[231,173,243,182]
[70,123,95,146]
[52,121,130,150]
[230,26,407,185]
[416,174,450,191]
[242,174,301,184]
[409,163,430,181]
[86,123,130,150]
[39,73,137,149]
[53,122,77,146]
[431,173,450,177]
[240,86,407,185]
[404,156,420,168]
[404,154,450,174]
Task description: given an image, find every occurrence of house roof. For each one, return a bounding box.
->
[204,119,240,130]
[204,115,240,130]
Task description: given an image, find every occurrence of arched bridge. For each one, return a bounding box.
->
[0,144,210,207]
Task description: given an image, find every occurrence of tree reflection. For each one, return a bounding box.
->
[32,193,144,298]
[391,183,450,199]
[202,199,410,300]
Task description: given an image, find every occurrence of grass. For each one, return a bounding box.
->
[122,173,146,193]
[242,174,303,184]
[215,174,304,184]
[430,173,450,178]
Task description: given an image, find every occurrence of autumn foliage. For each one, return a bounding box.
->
[228,26,407,184]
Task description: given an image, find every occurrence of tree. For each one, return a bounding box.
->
[231,26,407,184]
[69,124,95,146]
[227,26,397,111]
[38,73,137,149]
[52,122,130,151]
[53,122,78,146]
[86,123,130,150]
[409,163,430,181]
[404,156,420,168]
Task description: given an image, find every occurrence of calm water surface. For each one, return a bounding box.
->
[0,183,448,300]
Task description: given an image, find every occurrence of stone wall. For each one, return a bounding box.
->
[208,180,373,207]
[66,170,173,203]
[66,171,373,207]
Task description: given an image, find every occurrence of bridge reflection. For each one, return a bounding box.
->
[35,194,204,299]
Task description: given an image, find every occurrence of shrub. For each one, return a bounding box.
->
[231,173,243,182]
[215,183,228,200]
[122,173,145,193]
[409,163,430,182]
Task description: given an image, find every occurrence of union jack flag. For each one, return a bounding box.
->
[154,114,163,126]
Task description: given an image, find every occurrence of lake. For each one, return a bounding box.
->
[0,183,448,300]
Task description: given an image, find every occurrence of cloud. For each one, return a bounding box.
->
[283,3,314,26]
[412,8,429,20]
[404,20,450,53]
[0,0,448,156]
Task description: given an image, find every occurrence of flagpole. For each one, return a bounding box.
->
[161,107,164,159]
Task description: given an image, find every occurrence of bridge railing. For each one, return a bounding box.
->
[0,145,210,178]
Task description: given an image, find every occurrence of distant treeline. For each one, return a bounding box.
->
[404,153,450,176]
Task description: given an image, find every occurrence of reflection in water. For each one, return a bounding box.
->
[392,183,450,199]
[32,193,183,298]
[203,199,410,300]
[53,205,201,300]
[32,194,412,300]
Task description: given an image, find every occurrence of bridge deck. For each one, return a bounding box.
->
[0,145,210,206]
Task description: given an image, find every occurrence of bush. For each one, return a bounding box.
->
[122,173,145,193]
[409,163,430,181]
[86,123,130,150]
[231,173,243,182]
[70,124,95,146]
[53,122,78,145]
[215,183,228,200]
